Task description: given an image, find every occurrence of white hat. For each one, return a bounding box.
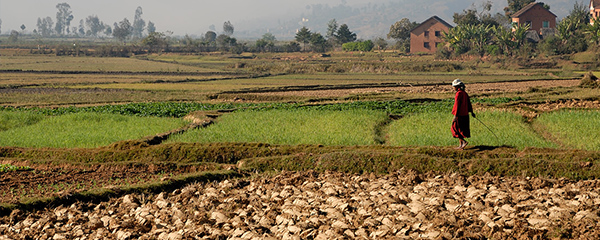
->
[451,79,464,87]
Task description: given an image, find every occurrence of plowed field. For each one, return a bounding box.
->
[2,171,599,239]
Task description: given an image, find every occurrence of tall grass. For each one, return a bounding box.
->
[386,110,556,149]
[0,111,46,131]
[536,110,600,151]
[168,109,388,146]
[0,112,188,148]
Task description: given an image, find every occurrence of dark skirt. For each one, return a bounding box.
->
[452,115,470,139]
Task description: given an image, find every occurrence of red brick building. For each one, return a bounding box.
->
[511,2,556,35]
[591,0,600,24]
[410,16,453,54]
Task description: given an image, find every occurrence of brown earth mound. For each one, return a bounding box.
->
[2,170,599,239]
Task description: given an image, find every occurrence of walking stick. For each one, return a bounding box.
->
[473,116,500,143]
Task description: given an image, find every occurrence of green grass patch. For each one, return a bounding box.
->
[2,102,264,118]
[536,110,600,151]
[2,98,522,118]
[571,51,598,63]
[0,112,188,148]
[0,164,30,172]
[0,111,46,131]
[139,54,235,71]
[0,56,216,73]
[168,109,388,146]
[387,110,556,149]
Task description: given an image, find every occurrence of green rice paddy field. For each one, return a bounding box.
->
[2,105,597,151]
[0,112,187,148]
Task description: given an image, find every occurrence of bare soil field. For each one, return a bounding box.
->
[0,161,222,204]
[1,170,599,239]
[249,79,581,98]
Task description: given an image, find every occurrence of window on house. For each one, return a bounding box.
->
[543,21,549,28]
[525,21,532,26]
[424,42,430,48]
[435,31,441,37]
[424,31,429,37]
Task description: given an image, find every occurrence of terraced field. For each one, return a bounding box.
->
[1,51,599,239]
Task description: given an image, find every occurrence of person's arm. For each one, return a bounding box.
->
[467,93,475,118]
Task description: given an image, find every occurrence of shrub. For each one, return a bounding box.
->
[486,45,501,56]
[282,42,301,52]
[342,40,374,52]
[538,35,561,56]
[435,44,452,59]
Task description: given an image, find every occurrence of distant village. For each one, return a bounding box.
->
[411,1,598,54]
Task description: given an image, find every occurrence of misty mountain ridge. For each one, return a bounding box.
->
[233,0,575,40]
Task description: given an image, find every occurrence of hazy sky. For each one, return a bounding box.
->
[0,0,573,37]
[0,0,366,35]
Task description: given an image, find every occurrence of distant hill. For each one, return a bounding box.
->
[236,0,576,40]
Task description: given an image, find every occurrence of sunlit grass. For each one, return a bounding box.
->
[168,109,388,146]
[0,111,46,131]
[386,110,556,149]
[0,112,188,148]
[536,110,600,151]
[0,72,236,87]
[0,56,217,72]
[265,72,545,84]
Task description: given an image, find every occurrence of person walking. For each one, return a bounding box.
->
[451,79,475,150]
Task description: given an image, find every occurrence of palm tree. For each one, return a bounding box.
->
[493,25,515,55]
[585,16,600,45]
[512,22,530,49]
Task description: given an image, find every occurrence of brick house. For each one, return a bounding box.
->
[511,2,556,36]
[591,0,600,24]
[410,16,453,54]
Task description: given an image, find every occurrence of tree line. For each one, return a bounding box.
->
[1,3,155,43]
[2,0,599,59]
